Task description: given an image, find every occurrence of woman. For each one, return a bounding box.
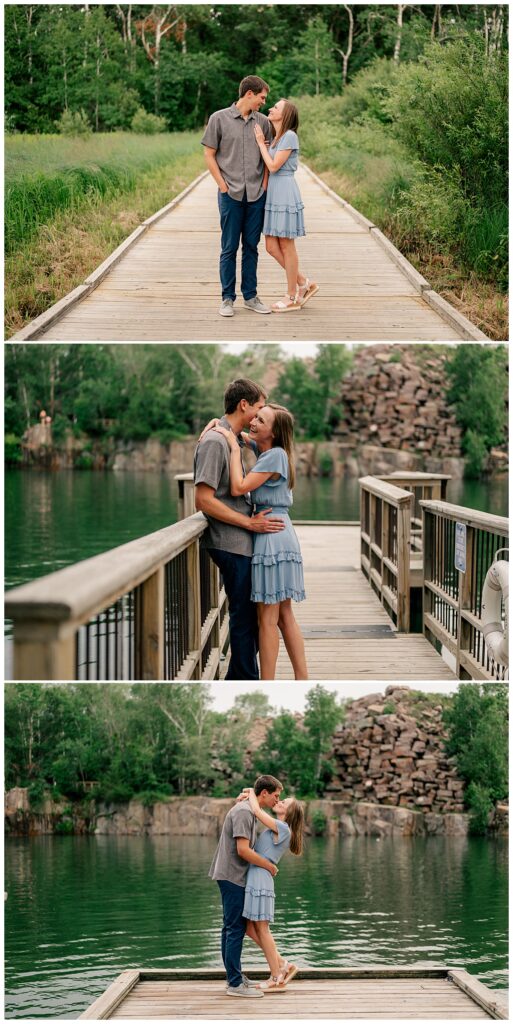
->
[213,403,308,680]
[237,786,304,990]
[254,99,318,312]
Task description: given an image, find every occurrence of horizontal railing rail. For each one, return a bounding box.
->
[421,500,509,680]
[5,509,228,682]
[359,476,413,632]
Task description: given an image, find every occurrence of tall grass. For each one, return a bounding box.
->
[5,130,201,253]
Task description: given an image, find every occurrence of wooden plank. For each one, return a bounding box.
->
[448,970,509,1019]
[136,567,164,680]
[79,969,140,1019]
[420,501,508,535]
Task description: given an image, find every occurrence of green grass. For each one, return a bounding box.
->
[5,130,201,253]
[5,138,205,336]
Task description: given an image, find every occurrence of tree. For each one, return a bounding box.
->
[444,683,508,833]
[444,345,508,475]
[304,685,345,787]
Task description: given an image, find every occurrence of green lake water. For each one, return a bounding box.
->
[5,469,508,591]
[4,833,508,1018]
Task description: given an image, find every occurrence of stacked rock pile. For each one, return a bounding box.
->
[335,345,462,457]
[327,685,465,814]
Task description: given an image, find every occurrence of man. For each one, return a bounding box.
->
[194,378,285,680]
[209,774,283,997]
[202,75,274,317]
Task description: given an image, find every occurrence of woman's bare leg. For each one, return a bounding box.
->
[253,921,281,977]
[246,921,286,965]
[278,599,308,679]
[278,237,300,297]
[265,235,306,288]
[257,603,280,680]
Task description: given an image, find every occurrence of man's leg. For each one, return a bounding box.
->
[218,880,246,988]
[208,549,259,679]
[241,192,266,300]
[218,192,244,301]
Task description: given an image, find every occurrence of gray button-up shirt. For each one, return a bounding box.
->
[193,416,253,557]
[201,103,273,202]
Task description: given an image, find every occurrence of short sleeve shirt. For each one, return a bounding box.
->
[201,104,273,201]
[208,801,257,887]
[194,416,253,556]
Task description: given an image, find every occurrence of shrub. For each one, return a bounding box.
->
[5,433,22,464]
[466,781,494,835]
[131,108,167,134]
[310,808,328,835]
[318,451,333,477]
[55,109,92,137]
[28,780,47,809]
[55,813,74,834]
[75,451,94,470]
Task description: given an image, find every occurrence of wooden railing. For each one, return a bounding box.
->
[5,496,229,681]
[421,500,509,680]
[359,476,413,632]
[379,473,450,552]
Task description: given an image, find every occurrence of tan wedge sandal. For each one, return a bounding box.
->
[272,293,301,312]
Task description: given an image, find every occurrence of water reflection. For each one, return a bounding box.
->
[5,833,508,1019]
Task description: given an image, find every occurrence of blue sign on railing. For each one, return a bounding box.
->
[455,522,467,572]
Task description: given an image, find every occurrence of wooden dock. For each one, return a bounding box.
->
[79,967,508,1019]
[274,525,455,680]
[12,165,488,342]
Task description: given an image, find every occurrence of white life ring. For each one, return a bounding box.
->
[481,552,509,668]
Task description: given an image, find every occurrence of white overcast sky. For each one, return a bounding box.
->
[209,681,459,713]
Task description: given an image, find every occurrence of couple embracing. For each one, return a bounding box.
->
[194,377,308,681]
[202,74,318,315]
[209,774,305,997]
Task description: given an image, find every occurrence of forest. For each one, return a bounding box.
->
[5,4,508,338]
[5,683,508,834]
[5,343,508,476]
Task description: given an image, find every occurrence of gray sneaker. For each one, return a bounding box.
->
[219,299,234,317]
[242,975,259,988]
[226,984,264,998]
[244,295,271,314]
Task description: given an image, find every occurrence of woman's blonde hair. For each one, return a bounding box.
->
[285,798,305,856]
[272,99,299,142]
[267,402,295,488]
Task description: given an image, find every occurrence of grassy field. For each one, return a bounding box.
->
[5,131,203,336]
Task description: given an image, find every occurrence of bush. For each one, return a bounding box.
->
[318,451,333,477]
[138,788,173,806]
[5,433,22,464]
[55,813,74,834]
[55,109,92,137]
[310,808,328,835]
[28,780,47,809]
[131,108,167,134]
[75,451,94,470]
[466,781,494,835]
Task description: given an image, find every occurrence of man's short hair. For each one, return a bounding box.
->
[254,774,283,796]
[224,378,266,414]
[239,75,270,98]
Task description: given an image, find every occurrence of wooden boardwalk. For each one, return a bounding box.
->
[80,967,507,1019]
[274,525,455,681]
[16,166,487,342]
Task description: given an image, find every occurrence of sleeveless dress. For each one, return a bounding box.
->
[250,446,306,605]
[243,820,291,922]
[263,130,306,239]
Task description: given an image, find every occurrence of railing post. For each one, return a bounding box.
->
[456,525,474,680]
[12,622,75,681]
[187,538,202,679]
[397,499,411,632]
[175,473,195,520]
[422,507,434,642]
[136,566,164,680]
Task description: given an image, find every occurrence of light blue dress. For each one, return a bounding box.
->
[250,446,306,605]
[243,820,291,922]
[263,130,306,239]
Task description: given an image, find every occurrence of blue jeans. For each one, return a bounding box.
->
[217,880,246,988]
[208,548,259,680]
[217,190,266,301]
